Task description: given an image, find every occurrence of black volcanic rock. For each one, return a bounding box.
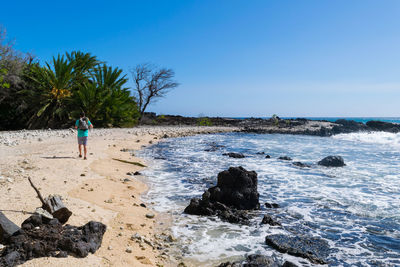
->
[222,152,245,158]
[184,167,260,224]
[278,156,292,161]
[318,156,345,167]
[0,214,106,266]
[205,142,225,152]
[332,119,369,134]
[366,120,400,132]
[292,162,311,168]
[265,155,271,159]
[265,203,280,209]
[216,254,283,267]
[265,234,330,264]
[261,214,281,226]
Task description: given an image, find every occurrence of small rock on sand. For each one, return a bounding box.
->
[145,213,155,219]
[125,247,132,253]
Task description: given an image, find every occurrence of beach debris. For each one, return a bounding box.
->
[292,161,311,168]
[265,234,331,264]
[0,244,5,254]
[123,178,131,182]
[0,212,20,243]
[145,213,155,219]
[278,156,292,161]
[34,208,53,221]
[27,177,72,224]
[184,166,259,224]
[222,152,245,158]
[107,246,112,250]
[104,199,113,204]
[125,247,132,253]
[0,214,106,266]
[112,158,146,167]
[261,214,281,226]
[80,173,86,176]
[318,156,345,167]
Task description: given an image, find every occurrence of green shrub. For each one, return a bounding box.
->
[198,117,212,126]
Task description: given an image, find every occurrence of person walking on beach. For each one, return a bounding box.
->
[74,112,93,160]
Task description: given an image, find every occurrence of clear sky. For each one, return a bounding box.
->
[2,0,400,117]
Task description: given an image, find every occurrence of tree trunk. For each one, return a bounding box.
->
[43,195,72,224]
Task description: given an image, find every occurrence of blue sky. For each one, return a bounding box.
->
[2,0,400,117]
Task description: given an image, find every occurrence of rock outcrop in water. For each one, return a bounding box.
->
[222,152,245,158]
[216,254,298,267]
[184,166,259,224]
[366,120,400,132]
[265,234,331,264]
[0,214,106,266]
[317,156,345,167]
[292,161,311,168]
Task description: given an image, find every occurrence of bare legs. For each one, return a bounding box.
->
[78,145,87,159]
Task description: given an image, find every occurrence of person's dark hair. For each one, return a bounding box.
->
[80,112,85,118]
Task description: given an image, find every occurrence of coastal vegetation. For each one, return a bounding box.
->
[0,27,177,130]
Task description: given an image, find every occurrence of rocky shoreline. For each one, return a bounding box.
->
[141,114,400,136]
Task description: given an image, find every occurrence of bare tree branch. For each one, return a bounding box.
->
[130,64,179,121]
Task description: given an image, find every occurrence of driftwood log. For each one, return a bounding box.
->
[0,211,20,243]
[27,177,72,224]
[42,195,72,224]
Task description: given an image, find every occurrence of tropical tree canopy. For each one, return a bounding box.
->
[0,27,176,130]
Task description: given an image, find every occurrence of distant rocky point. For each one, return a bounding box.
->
[141,113,400,136]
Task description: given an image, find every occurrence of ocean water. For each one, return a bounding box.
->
[233,117,400,124]
[137,132,400,266]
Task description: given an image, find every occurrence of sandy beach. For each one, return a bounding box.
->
[0,126,238,267]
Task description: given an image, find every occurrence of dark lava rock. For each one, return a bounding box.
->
[216,254,282,267]
[0,214,106,266]
[366,120,400,132]
[278,156,292,161]
[332,119,369,134]
[222,152,245,158]
[265,155,271,159]
[261,214,281,226]
[317,156,345,167]
[281,261,298,267]
[265,203,280,209]
[265,234,330,264]
[184,166,260,224]
[292,162,311,168]
[256,152,265,155]
[205,142,225,152]
[133,171,141,175]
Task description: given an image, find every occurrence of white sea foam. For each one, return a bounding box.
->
[332,131,400,148]
[138,132,400,266]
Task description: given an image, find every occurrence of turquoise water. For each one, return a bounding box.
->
[233,117,400,124]
[286,117,400,124]
[138,131,400,266]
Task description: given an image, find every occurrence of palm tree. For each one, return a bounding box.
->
[73,64,139,126]
[27,55,75,128]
